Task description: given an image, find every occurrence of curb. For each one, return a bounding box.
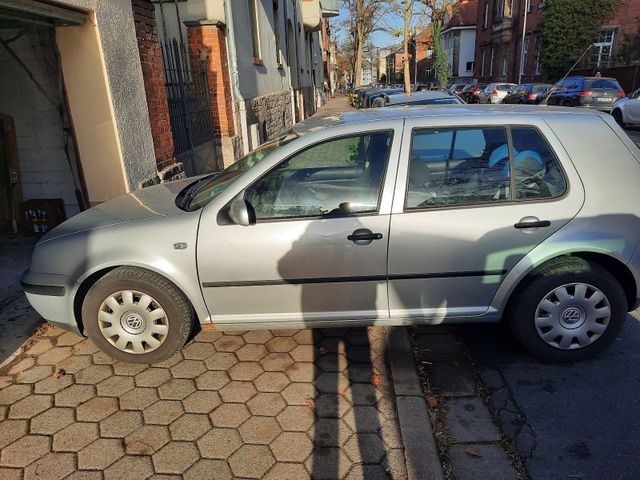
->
[387,327,445,480]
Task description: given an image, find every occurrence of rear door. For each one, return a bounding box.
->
[387,115,585,321]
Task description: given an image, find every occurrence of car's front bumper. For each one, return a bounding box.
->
[21,269,82,336]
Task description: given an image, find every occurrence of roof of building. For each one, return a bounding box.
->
[443,0,478,30]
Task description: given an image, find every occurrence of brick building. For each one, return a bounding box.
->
[474,0,640,85]
[385,25,436,85]
[0,0,335,232]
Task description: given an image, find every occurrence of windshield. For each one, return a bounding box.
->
[177,131,298,211]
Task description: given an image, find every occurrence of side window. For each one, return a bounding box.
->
[246,132,393,219]
[407,127,510,209]
[511,127,567,199]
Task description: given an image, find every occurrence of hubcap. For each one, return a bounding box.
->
[98,290,169,354]
[534,283,611,350]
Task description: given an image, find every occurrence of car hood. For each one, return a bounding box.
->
[40,178,195,242]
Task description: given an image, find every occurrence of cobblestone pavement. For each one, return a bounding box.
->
[0,235,41,367]
[0,325,408,480]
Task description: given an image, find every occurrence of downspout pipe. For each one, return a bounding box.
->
[223,0,250,155]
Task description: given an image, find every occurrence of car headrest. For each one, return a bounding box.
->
[488,144,511,167]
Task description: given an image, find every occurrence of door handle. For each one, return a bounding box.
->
[347,229,383,243]
[514,220,551,229]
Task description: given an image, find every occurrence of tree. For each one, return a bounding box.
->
[341,0,385,86]
[380,72,387,83]
[541,0,620,80]
[385,0,459,92]
[386,0,430,93]
[431,20,449,86]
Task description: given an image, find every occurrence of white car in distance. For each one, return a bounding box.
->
[612,88,640,127]
[478,83,518,104]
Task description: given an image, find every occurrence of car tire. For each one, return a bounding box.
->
[612,109,626,127]
[562,98,573,108]
[83,266,194,363]
[507,256,626,362]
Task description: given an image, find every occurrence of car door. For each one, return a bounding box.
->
[196,121,403,328]
[387,115,585,322]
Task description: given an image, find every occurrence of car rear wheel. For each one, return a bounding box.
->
[612,109,626,127]
[507,257,626,361]
[83,266,194,363]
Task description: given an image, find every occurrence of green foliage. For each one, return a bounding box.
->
[379,72,387,84]
[615,18,640,65]
[541,0,620,80]
[432,21,449,86]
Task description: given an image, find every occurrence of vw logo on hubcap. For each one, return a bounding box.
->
[126,314,143,329]
[560,306,585,328]
[121,312,146,334]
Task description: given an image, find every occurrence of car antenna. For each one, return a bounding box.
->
[551,44,593,92]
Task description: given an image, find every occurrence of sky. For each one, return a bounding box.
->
[333,6,404,49]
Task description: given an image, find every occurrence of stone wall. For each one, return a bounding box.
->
[246,90,294,144]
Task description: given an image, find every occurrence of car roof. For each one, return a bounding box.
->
[294,104,606,133]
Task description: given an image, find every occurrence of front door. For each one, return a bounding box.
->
[387,117,584,321]
[197,127,401,328]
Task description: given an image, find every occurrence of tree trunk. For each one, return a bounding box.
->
[403,4,411,93]
[354,0,365,87]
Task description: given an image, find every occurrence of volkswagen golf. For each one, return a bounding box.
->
[22,105,640,363]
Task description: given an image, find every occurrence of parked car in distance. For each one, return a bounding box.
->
[546,76,625,112]
[22,106,640,364]
[372,90,464,107]
[503,83,553,104]
[361,88,404,109]
[449,83,468,95]
[459,83,488,103]
[611,88,640,126]
[478,82,519,104]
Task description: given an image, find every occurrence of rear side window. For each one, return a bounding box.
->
[511,127,567,199]
[407,127,510,208]
[406,126,567,209]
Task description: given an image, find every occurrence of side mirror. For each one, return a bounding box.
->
[229,198,251,226]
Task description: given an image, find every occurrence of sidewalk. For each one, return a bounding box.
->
[0,234,41,368]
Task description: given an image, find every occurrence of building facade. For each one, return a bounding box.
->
[442,0,478,83]
[0,0,333,233]
[474,0,640,85]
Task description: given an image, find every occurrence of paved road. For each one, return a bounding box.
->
[623,125,640,147]
[457,312,640,480]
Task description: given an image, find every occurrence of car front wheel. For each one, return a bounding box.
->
[508,257,626,361]
[83,266,194,363]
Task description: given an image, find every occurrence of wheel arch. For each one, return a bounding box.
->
[72,264,205,335]
[500,251,637,318]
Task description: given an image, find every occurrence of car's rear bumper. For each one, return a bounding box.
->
[21,269,82,336]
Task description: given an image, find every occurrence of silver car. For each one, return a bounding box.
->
[22,106,640,363]
[478,83,519,104]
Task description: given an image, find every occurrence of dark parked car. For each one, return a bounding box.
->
[449,83,468,95]
[546,76,625,112]
[372,91,465,107]
[360,88,404,109]
[503,83,552,104]
[459,83,487,104]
